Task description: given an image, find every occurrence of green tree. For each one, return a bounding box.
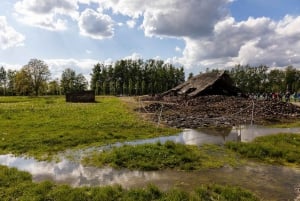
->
[61,68,76,94]
[23,59,51,96]
[90,63,102,95]
[0,66,7,95]
[61,68,88,93]
[6,70,16,95]
[267,69,285,92]
[48,79,60,95]
[285,66,298,92]
[74,73,88,91]
[15,69,33,95]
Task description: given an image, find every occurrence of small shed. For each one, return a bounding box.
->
[162,71,242,98]
[66,91,95,103]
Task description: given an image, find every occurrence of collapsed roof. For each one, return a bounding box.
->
[162,71,242,97]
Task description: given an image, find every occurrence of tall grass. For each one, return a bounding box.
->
[83,141,240,170]
[226,133,300,166]
[0,165,260,201]
[0,96,178,160]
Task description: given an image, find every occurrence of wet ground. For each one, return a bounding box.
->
[1,126,300,200]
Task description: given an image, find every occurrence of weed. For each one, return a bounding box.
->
[226,133,300,166]
[82,142,240,171]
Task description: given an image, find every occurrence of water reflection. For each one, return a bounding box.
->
[0,154,299,200]
[0,154,160,187]
[121,125,300,147]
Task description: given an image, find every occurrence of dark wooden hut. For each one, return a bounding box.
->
[66,91,95,103]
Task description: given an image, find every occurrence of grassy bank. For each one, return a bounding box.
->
[226,134,300,166]
[83,133,300,170]
[268,120,300,128]
[0,96,178,160]
[83,141,240,170]
[0,165,260,201]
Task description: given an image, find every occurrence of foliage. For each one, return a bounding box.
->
[6,69,17,96]
[228,64,300,93]
[0,165,260,201]
[90,59,185,96]
[0,96,177,160]
[48,79,60,95]
[22,59,51,96]
[60,68,88,94]
[83,142,239,171]
[226,134,300,166]
[15,68,33,95]
[0,66,7,95]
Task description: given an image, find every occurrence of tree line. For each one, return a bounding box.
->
[227,65,300,94]
[2,59,299,97]
[90,59,185,96]
[0,58,185,96]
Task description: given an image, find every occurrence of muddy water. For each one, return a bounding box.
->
[1,126,300,200]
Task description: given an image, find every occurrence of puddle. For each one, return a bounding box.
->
[87,125,300,152]
[1,125,300,200]
[0,154,299,200]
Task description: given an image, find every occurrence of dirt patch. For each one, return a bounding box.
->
[139,95,300,128]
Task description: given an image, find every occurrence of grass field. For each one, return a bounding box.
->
[0,96,178,160]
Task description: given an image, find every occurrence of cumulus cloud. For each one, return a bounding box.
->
[179,15,300,71]
[0,16,25,50]
[78,9,114,40]
[9,0,300,74]
[101,0,230,38]
[14,0,79,31]
[98,0,300,71]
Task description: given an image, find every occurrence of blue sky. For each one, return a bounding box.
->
[0,0,300,80]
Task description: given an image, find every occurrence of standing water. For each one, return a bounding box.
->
[1,125,300,200]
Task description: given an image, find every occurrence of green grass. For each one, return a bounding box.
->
[267,120,300,128]
[0,165,260,201]
[83,141,240,171]
[226,134,300,166]
[0,96,178,160]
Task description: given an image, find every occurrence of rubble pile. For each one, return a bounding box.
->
[141,95,300,128]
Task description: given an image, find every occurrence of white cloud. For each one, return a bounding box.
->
[14,0,79,31]
[78,9,114,40]
[98,0,300,71]
[175,46,181,52]
[126,20,136,28]
[100,0,230,38]
[45,58,98,81]
[0,62,22,70]
[123,52,142,60]
[0,16,25,50]
[179,15,300,71]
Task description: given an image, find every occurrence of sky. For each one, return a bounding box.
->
[0,0,300,80]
